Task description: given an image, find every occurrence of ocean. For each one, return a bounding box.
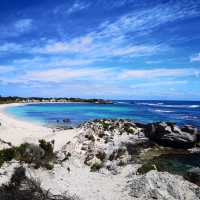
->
[5,100,200,128]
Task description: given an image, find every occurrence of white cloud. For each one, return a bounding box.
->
[3,65,199,85]
[22,67,112,83]
[52,58,95,67]
[109,0,131,8]
[145,60,163,64]
[40,36,92,54]
[0,18,33,39]
[98,1,200,38]
[190,53,200,62]
[14,19,33,33]
[13,56,96,69]
[67,1,90,14]
[108,45,159,57]
[36,28,160,58]
[35,1,200,60]
[0,43,22,52]
[120,68,200,79]
[39,38,158,58]
[0,65,14,73]
[130,80,187,89]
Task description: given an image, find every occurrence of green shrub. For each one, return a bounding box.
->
[39,139,54,157]
[0,148,16,161]
[90,162,103,172]
[99,121,111,130]
[17,143,30,155]
[0,148,17,167]
[44,163,54,170]
[0,166,78,200]
[137,163,157,174]
[0,140,55,170]
[96,151,106,161]
[124,126,135,134]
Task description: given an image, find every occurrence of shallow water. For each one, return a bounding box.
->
[5,100,200,127]
[138,152,200,179]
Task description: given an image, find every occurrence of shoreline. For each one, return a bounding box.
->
[0,103,46,127]
[0,103,77,149]
[0,102,86,126]
[0,103,51,146]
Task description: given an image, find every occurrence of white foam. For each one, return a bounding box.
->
[189,105,200,108]
[154,109,174,113]
[138,102,200,109]
[116,101,132,105]
[137,102,163,106]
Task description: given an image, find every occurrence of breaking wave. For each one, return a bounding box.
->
[137,103,200,109]
[154,109,174,113]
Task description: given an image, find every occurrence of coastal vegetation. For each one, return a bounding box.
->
[0,140,55,169]
[0,96,112,104]
[0,167,78,200]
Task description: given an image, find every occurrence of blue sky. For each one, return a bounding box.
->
[0,0,200,100]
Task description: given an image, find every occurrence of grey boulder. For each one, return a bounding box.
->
[144,122,198,148]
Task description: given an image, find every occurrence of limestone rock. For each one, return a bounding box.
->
[129,170,200,200]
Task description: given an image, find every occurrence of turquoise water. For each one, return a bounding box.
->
[5,100,200,127]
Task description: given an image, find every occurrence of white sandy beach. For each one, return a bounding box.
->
[0,103,79,150]
[0,103,134,200]
[0,103,50,145]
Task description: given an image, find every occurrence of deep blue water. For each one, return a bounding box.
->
[5,100,200,128]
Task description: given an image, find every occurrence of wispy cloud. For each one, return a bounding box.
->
[190,53,200,62]
[98,1,200,38]
[130,80,188,89]
[35,1,200,61]
[4,67,113,84]
[38,38,159,58]
[120,68,200,79]
[0,65,14,73]
[0,18,33,38]
[14,19,33,33]
[39,36,92,54]
[0,43,23,52]
[67,1,90,14]
[107,45,159,57]
[2,65,199,84]
[145,60,163,64]
[13,56,96,69]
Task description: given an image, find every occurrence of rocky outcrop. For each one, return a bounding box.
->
[78,119,200,172]
[181,125,199,135]
[78,119,152,172]
[129,170,200,200]
[144,122,199,148]
[80,119,200,153]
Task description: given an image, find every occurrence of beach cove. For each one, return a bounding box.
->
[0,103,200,199]
[0,103,134,200]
